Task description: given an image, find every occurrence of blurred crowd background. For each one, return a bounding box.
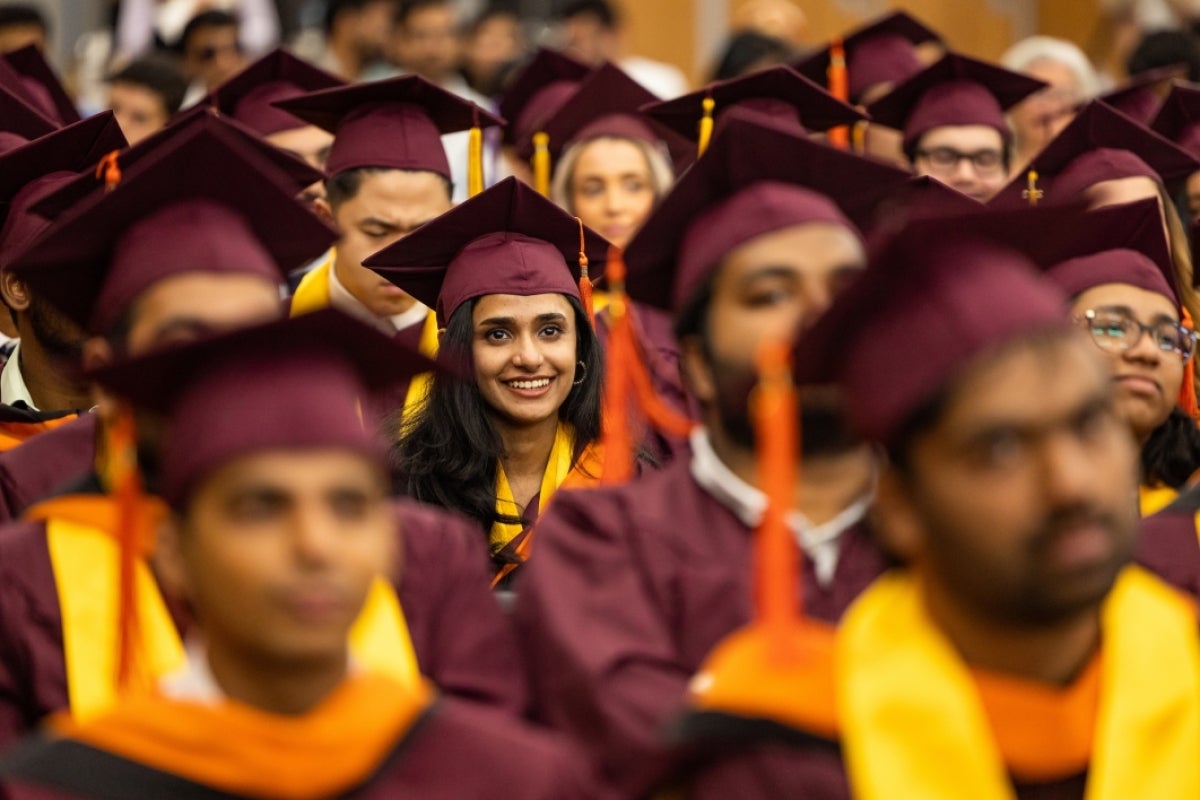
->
[5,0,1200,148]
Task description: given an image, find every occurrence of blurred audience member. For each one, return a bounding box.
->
[730,0,807,48]
[709,30,794,82]
[390,0,460,86]
[558,0,688,98]
[1002,36,1100,173]
[462,3,525,97]
[177,10,246,101]
[114,0,280,63]
[1128,28,1200,80]
[0,4,45,54]
[107,54,188,144]
[318,0,396,81]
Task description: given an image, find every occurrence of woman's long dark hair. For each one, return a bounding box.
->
[393,293,604,533]
[1143,406,1200,489]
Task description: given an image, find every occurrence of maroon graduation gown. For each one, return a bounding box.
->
[512,454,888,790]
[0,699,606,800]
[0,496,525,749]
[0,415,95,524]
[1136,487,1200,598]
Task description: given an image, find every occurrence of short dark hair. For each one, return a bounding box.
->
[108,56,189,115]
[176,10,239,54]
[558,0,618,28]
[325,167,453,210]
[709,31,794,83]
[325,0,395,35]
[0,4,47,34]
[1128,30,1200,83]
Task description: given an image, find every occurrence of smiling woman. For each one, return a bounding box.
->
[364,178,609,587]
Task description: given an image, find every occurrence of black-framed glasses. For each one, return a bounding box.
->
[914,147,1005,175]
[1076,308,1197,361]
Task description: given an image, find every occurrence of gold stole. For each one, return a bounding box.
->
[489,423,576,554]
[838,568,1200,800]
[1138,482,1178,517]
[28,494,420,722]
[290,251,438,423]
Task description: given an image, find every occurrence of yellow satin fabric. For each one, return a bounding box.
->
[489,423,575,553]
[838,568,1200,800]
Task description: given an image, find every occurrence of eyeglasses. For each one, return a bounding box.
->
[1076,308,1197,361]
[914,147,1005,175]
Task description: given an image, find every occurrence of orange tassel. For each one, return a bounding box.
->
[96,150,122,192]
[697,95,716,156]
[826,38,850,150]
[102,405,151,690]
[532,131,551,197]
[1181,308,1198,418]
[750,339,801,660]
[575,218,594,326]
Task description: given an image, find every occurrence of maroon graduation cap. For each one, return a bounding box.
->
[622,108,913,313]
[791,205,1077,444]
[0,81,57,154]
[499,47,592,158]
[363,176,609,324]
[29,108,325,220]
[273,74,505,179]
[1,44,80,125]
[536,61,693,171]
[990,100,1200,207]
[866,52,1046,150]
[641,65,864,145]
[0,112,127,268]
[792,10,942,104]
[1150,82,1200,159]
[1097,64,1185,126]
[200,47,346,137]
[89,308,440,508]
[9,124,339,334]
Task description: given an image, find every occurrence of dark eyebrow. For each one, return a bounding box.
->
[957,389,1112,446]
[359,217,400,231]
[477,312,568,327]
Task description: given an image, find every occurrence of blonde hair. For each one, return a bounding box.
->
[550,135,676,215]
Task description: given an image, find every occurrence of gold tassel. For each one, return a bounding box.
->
[467,106,484,198]
[532,131,551,197]
[697,95,716,156]
[1022,170,1044,207]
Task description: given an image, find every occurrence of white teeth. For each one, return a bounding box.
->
[507,378,550,390]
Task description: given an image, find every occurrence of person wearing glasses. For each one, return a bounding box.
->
[1041,199,1200,516]
[866,53,1045,202]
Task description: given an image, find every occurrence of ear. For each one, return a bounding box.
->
[82,337,118,419]
[152,513,192,602]
[871,467,926,563]
[313,197,336,228]
[0,272,31,314]
[679,334,717,406]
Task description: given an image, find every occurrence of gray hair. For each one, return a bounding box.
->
[1000,36,1102,100]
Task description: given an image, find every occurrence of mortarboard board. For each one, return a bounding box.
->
[1150,82,1200,159]
[640,65,864,146]
[1097,64,1185,126]
[865,52,1046,150]
[200,47,346,137]
[792,11,942,104]
[623,109,913,314]
[273,74,505,180]
[363,176,609,324]
[863,175,982,242]
[28,108,326,221]
[1033,197,1178,305]
[90,308,440,508]
[1,44,80,126]
[499,47,592,158]
[0,82,58,155]
[0,112,127,268]
[990,100,1200,207]
[791,205,1078,444]
[535,62,693,171]
[9,124,339,334]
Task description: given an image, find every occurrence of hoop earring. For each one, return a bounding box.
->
[573,360,587,386]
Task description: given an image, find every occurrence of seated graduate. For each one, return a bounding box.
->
[661,206,1197,799]
[365,178,608,589]
[0,310,604,800]
[512,113,911,794]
